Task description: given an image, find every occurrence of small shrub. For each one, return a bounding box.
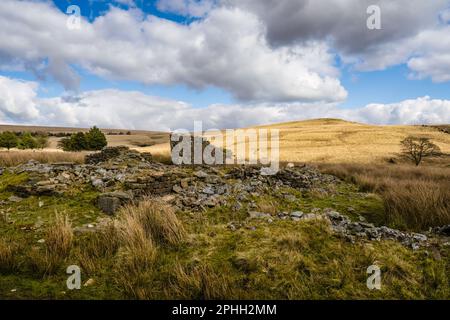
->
[59,126,107,151]
[85,126,107,150]
[0,131,18,150]
[35,134,49,149]
[17,132,38,150]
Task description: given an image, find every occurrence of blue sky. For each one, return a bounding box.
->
[340,65,450,109]
[12,0,450,109]
[0,0,449,129]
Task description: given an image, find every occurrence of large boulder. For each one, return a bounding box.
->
[97,191,133,215]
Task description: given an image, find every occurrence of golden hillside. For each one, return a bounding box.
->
[2,119,449,165]
[250,118,450,163]
[201,118,450,164]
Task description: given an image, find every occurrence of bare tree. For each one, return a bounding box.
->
[400,136,441,166]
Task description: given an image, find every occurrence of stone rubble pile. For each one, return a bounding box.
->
[246,208,430,249]
[3,147,340,214]
[2,146,448,249]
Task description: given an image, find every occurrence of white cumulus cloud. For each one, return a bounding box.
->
[0,76,448,130]
[0,0,346,103]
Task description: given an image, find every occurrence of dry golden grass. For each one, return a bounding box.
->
[0,124,162,150]
[5,118,449,165]
[106,133,169,148]
[0,150,86,166]
[171,263,234,299]
[256,119,450,163]
[136,142,172,164]
[116,210,157,267]
[118,198,185,246]
[318,163,450,230]
[114,219,157,299]
[45,213,74,257]
[0,238,19,272]
[113,199,187,298]
[204,119,450,164]
[27,213,74,275]
[255,199,279,215]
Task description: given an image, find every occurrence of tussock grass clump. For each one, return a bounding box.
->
[318,163,450,230]
[383,183,450,230]
[277,234,307,251]
[114,203,160,299]
[116,212,157,271]
[27,247,61,276]
[0,211,9,224]
[28,213,73,275]
[0,151,85,167]
[171,263,234,299]
[151,153,173,164]
[118,199,185,246]
[46,213,74,257]
[0,238,19,272]
[112,199,186,298]
[74,222,119,275]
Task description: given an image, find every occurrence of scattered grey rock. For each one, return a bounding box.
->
[97,191,133,215]
[301,213,320,221]
[91,178,104,189]
[249,211,272,219]
[8,195,23,202]
[231,202,242,212]
[290,211,304,221]
[194,170,208,178]
[202,186,215,195]
[434,225,450,236]
[322,210,429,249]
[286,163,295,168]
[172,185,183,194]
[283,194,297,202]
[260,167,278,176]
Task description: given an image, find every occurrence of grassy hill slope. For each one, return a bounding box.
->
[253,118,450,164]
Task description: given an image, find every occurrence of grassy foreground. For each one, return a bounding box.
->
[0,168,448,300]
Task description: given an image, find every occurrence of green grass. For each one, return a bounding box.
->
[0,171,448,300]
[0,171,29,196]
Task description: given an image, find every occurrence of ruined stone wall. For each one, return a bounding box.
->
[169,133,220,165]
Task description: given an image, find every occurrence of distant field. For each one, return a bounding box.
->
[0,123,170,154]
[1,119,449,165]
